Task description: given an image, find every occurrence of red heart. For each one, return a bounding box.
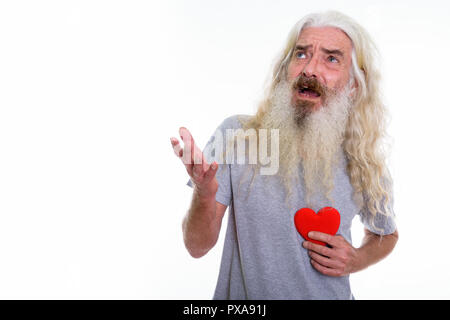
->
[294,207,341,246]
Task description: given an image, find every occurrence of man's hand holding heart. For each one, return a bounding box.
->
[303,231,364,277]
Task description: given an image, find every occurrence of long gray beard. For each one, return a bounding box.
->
[261,79,353,207]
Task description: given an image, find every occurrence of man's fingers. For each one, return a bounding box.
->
[179,127,206,165]
[308,231,338,247]
[170,137,183,158]
[179,127,194,165]
[186,133,205,178]
[308,251,343,270]
[310,259,341,277]
[177,127,212,182]
[203,161,218,182]
[170,134,194,177]
[302,240,335,258]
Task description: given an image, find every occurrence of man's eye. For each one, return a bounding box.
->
[328,56,338,63]
[296,52,306,59]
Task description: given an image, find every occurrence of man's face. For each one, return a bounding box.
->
[286,26,354,112]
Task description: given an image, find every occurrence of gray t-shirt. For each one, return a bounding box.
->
[187,114,396,300]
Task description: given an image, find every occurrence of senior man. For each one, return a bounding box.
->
[170,11,398,299]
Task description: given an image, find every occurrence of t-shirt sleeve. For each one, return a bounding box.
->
[186,117,237,207]
[358,178,397,235]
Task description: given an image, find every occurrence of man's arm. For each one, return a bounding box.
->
[182,195,227,258]
[171,127,227,258]
[354,228,399,272]
[303,228,399,277]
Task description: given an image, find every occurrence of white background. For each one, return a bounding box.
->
[0,0,449,299]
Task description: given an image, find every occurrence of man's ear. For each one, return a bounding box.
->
[349,77,358,97]
[349,65,364,97]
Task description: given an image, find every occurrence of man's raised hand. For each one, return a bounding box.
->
[170,127,218,198]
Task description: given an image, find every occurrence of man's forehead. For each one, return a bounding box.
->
[296,26,353,52]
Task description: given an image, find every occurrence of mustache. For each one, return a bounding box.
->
[292,75,326,97]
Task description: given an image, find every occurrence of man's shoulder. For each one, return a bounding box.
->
[221,114,252,127]
[219,114,252,130]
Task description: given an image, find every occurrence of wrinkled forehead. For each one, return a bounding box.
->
[296,26,354,54]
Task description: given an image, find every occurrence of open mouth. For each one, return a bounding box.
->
[298,86,321,98]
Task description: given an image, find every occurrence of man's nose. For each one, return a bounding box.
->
[302,55,319,78]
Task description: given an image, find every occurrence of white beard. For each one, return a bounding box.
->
[260,79,353,206]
